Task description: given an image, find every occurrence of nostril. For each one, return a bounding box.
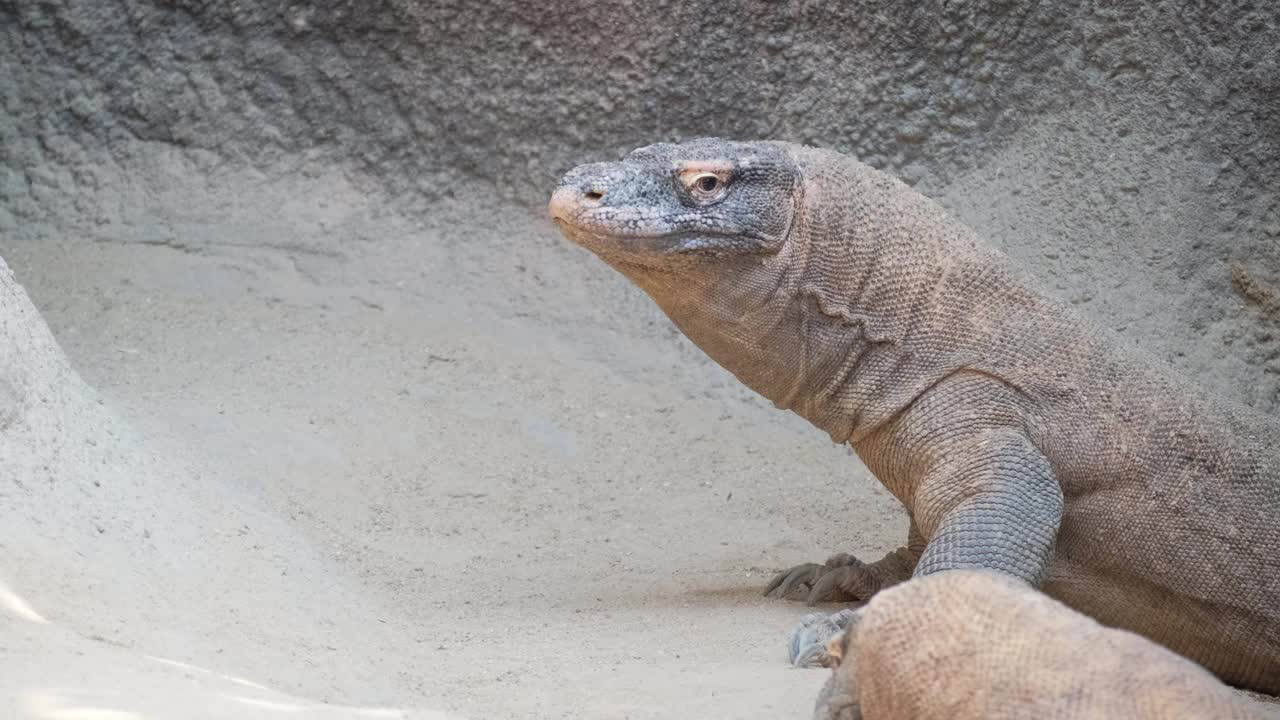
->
[584,190,604,202]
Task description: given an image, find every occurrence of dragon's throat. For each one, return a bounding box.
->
[657,287,866,443]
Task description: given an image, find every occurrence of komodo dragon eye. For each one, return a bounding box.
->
[679,168,732,203]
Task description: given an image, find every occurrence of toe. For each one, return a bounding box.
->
[764,568,791,596]
[765,563,823,599]
[807,566,857,605]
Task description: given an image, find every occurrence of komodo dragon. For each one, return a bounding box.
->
[812,570,1274,719]
[548,138,1280,695]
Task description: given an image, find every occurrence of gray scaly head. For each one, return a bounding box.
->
[552,138,852,430]
[549,138,800,265]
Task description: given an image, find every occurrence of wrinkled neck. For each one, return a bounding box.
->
[619,251,887,443]
[789,153,962,348]
[648,264,861,399]
[614,155,1003,443]
[768,154,1004,440]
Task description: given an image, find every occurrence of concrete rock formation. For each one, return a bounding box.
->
[4,1,1279,407]
[2,1,1278,718]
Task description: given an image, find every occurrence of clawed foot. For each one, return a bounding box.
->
[767,554,875,669]
[764,553,872,605]
[788,607,861,668]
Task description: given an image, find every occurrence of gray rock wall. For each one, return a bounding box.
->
[2,0,1279,408]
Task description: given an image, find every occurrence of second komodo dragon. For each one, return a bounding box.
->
[812,570,1272,719]
[548,138,1280,695]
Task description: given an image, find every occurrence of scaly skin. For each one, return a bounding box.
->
[813,571,1273,720]
[549,138,1280,695]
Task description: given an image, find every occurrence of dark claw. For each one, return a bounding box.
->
[764,562,825,599]
[806,565,858,605]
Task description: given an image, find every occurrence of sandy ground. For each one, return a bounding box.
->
[2,146,1276,719]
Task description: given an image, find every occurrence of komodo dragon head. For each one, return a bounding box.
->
[549,137,819,416]
[549,137,981,442]
[549,138,800,264]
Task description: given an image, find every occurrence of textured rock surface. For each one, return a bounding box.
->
[3,0,1279,408]
[1,1,1279,718]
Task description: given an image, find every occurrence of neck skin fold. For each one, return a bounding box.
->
[614,153,1006,444]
